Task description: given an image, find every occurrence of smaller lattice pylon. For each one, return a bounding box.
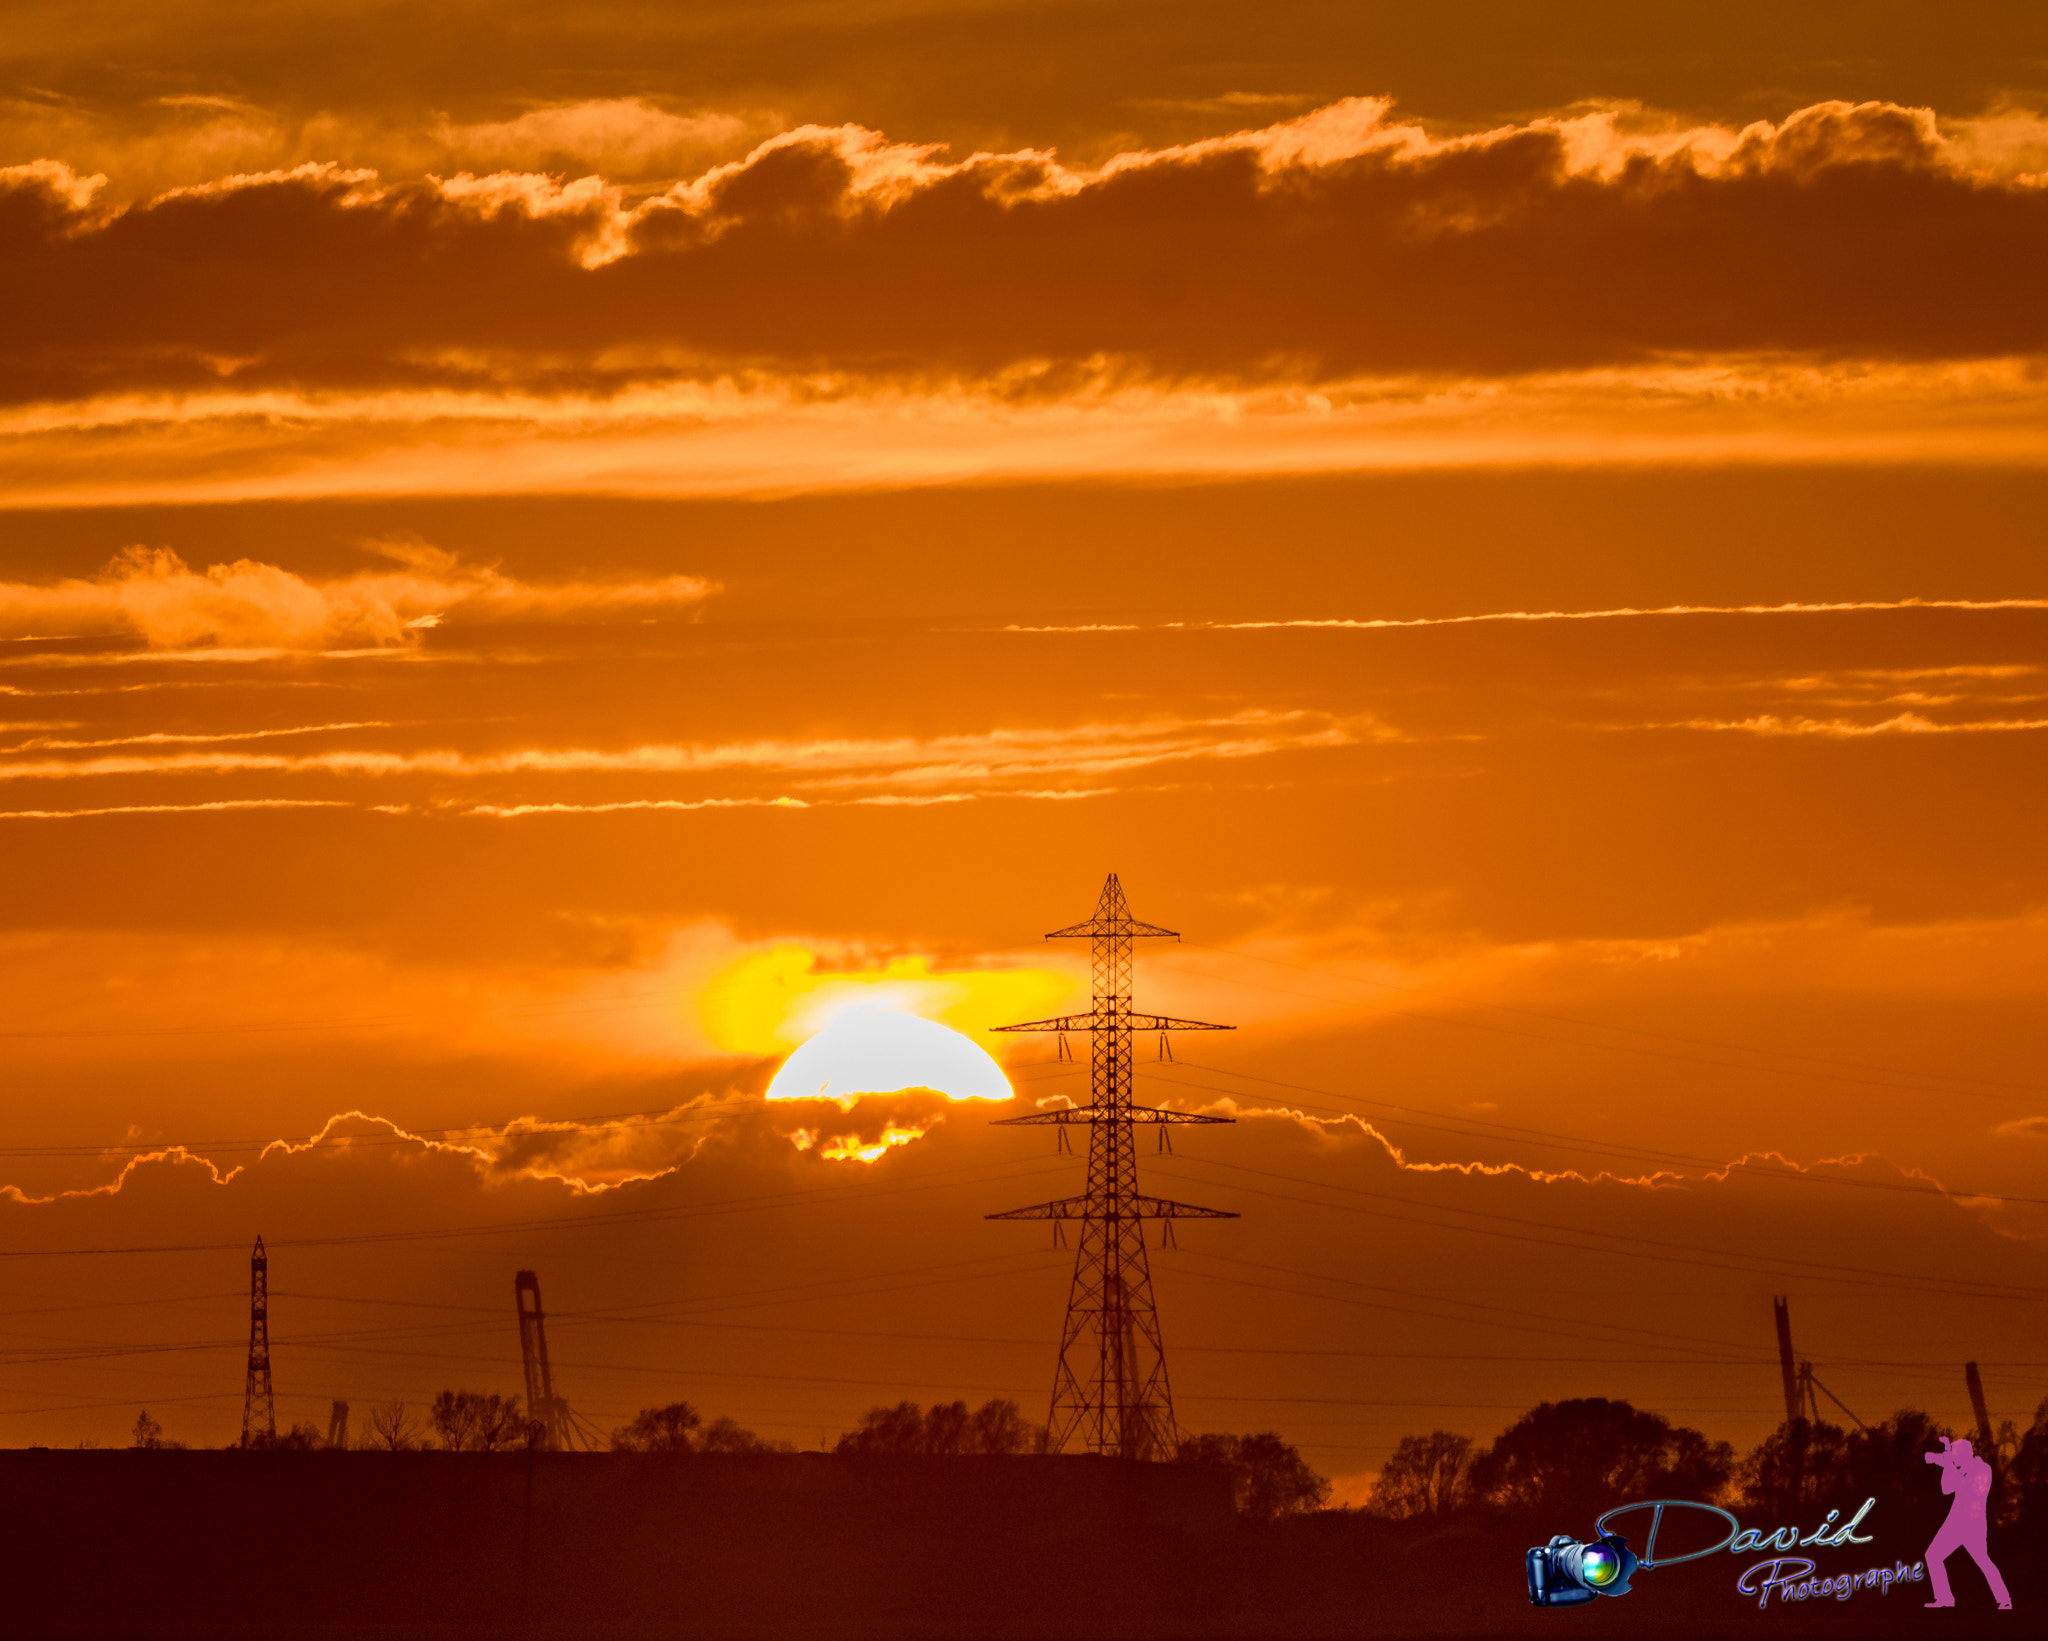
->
[514,1270,572,1450]
[240,1235,275,1448]
[327,1400,350,1449]
[1772,1295,1800,1426]
[1965,1361,1996,1458]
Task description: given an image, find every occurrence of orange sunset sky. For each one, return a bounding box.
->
[1,1,2045,1494]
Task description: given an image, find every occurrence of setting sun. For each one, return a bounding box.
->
[763,1004,1013,1106]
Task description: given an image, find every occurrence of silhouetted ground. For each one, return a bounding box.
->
[0,1451,2037,1640]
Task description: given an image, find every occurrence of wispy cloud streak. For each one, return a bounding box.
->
[0,710,1371,787]
[1668,713,2048,738]
[0,799,350,820]
[1004,597,2048,635]
[0,720,392,753]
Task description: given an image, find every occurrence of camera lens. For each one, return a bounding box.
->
[1581,1546,1620,1587]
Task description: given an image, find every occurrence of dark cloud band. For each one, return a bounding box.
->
[3,99,2045,404]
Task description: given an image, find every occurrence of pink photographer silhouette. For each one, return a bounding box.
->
[1923,1436,2011,1610]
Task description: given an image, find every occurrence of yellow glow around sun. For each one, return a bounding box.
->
[701,948,1074,1147]
[699,947,1074,1062]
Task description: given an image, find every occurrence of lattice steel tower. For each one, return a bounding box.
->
[515,1270,569,1450]
[240,1235,275,1448]
[987,874,1236,1460]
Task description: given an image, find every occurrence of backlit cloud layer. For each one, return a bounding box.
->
[4,98,2046,412]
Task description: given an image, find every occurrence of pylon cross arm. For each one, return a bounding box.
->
[1128,1013,1233,1033]
[1044,918,1179,940]
[991,1011,1234,1034]
[1133,1195,1238,1219]
[986,1194,1090,1220]
[992,1104,1233,1127]
[987,1193,1237,1221]
[990,1011,1100,1034]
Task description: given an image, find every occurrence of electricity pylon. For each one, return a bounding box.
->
[240,1235,275,1448]
[1965,1361,1995,1458]
[515,1270,570,1450]
[987,874,1236,1460]
[1772,1295,1800,1426]
[1773,1295,1865,1430]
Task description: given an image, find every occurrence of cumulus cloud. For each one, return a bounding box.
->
[1944,107,2048,179]
[2,98,2046,406]
[0,542,713,649]
[0,93,770,208]
[1991,1116,2048,1140]
[433,99,764,177]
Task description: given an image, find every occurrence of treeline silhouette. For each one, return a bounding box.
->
[821,1399,1329,1518]
[134,1382,2048,1535]
[147,1388,1329,1517]
[1365,1393,2048,1531]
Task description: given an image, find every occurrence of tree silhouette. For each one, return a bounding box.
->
[1367,1431,1473,1519]
[361,1401,423,1451]
[130,1410,164,1450]
[611,1402,702,1452]
[1175,1432,1330,1520]
[1739,1419,1850,1517]
[1845,1409,1952,1518]
[2013,1397,2048,1528]
[698,1415,786,1453]
[967,1398,1044,1455]
[837,1401,927,1454]
[923,1399,971,1454]
[429,1390,525,1452]
[835,1399,1047,1456]
[1466,1398,1731,1520]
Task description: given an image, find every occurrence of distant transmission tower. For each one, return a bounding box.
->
[515,1270,569,1450]
[1772,1295,1800,1426]
[988,874,1237,1460]
[1965,1360,1996,1458]
[240,1235,275,1448]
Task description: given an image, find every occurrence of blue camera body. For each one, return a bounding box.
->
[1527,1532,1639,1607]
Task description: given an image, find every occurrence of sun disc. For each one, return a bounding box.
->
[764,1006,1012,1104]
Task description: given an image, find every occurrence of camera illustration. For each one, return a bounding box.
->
[1526,1531,1640,1607]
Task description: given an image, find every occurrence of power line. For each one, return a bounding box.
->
[11,1283,2034,1378]
[1166,1251,1772,1361]
[2,1254,1065,1368]
[1169,942,2046,1102]
[0,1156,1070,1259]
[1153,1153,2048,1302]
[1156,1059,2048,1209]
